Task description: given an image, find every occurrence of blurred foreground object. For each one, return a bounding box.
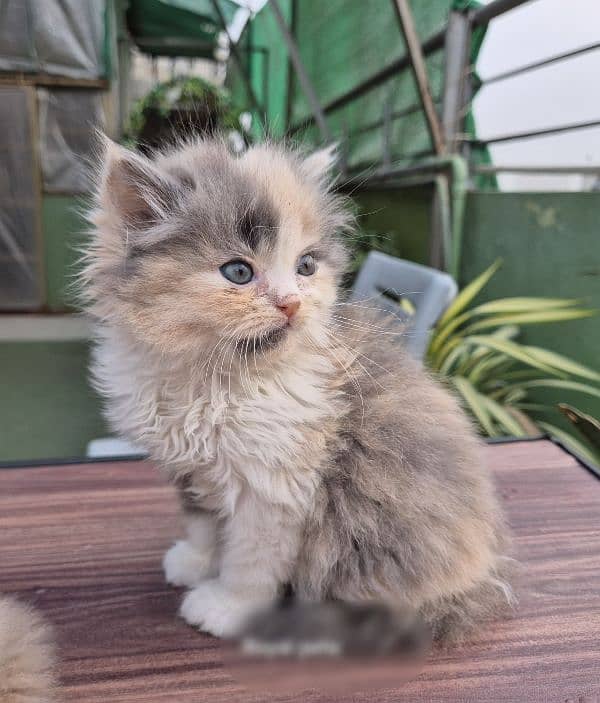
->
[0,595,56,703]
[225,601,428,696]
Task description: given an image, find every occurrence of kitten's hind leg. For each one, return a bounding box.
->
[163,512,219,587]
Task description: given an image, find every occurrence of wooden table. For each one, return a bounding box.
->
[1,440,599,702]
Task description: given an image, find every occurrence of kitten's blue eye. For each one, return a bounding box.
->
[220,260,254,284]
[297,253,317,276]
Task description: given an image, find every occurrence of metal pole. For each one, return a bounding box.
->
[209,0,265,127]
[471,0,537,27]
[482,41,600,85]
[441,11,471,153]
[438,10,471,273]
[269,0,332,143]
[474,165,600,175]
[391,0,445,155]
[471,118,600,146]
[429,174,452,271]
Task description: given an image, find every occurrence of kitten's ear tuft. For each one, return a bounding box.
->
[99,137,181,229]
[302,142,339,183]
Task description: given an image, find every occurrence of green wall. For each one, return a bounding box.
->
[0,342,107,463]
[0,196,104,464]
[43,195,89,311]
[460,191,600,421]
[350,186,433,273]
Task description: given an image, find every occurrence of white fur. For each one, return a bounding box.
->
[179,579,269,638]
[163,512,219,586]
[92,319,340,636]
[163,541,216,587]
[301,143,339,183]
[88,140,347,637]
[93,325,334,510]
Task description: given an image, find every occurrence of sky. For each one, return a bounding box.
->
[473,0,600,190]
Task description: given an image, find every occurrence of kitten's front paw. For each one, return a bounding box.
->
[179,579,269,638]
[163,540,216,587]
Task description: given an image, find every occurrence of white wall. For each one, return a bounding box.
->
[473,0,600,190]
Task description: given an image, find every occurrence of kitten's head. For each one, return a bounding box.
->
[84,138,352,365]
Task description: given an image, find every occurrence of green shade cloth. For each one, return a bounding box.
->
[127,0,239,57]
[229,0,488,172]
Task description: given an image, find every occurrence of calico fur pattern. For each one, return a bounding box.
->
[82,136,514,644]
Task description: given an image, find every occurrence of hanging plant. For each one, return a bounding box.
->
[123,76,251,154]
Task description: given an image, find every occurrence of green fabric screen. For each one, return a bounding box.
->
[230,0,485,171]
[127,0,238,57]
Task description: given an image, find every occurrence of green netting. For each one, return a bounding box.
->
[127,0,238,57]
[229,0,486,171]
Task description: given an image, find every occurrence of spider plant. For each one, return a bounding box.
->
[426,260,600,464]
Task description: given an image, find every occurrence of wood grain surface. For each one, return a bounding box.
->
[1,440,599,702]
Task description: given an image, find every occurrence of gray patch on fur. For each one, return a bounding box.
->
[237,196,279,252]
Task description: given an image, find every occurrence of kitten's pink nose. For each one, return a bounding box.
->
[277,296,301,320]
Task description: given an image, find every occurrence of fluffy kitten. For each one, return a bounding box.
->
[82,136,513,645]
[0,596,56,703]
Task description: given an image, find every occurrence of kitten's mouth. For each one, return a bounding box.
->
[236,325,288,355]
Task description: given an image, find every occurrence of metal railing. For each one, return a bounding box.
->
[213,0,598,271]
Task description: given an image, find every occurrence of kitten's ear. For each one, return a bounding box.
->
[99,137,182,229]
[302,142,339,184]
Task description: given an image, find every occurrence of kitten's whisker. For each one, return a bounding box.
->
[330,324,411,345]
[333,297,423,324]
[209,337,230,394]
[329,312,408,335]
[305,332,366,427]
[251,335,266,392]
[333,334,392,380]
[322,328,389,390]
[334,291,424,306]
[330,315,408,337]
[304,329,363,397]
[242,337,252,397]
[331,321,407,338]
[203,337,227,385]
[202,320,239,384]
[239,334,255,398]
[226,330,248,402]
[342,161,382,198]
[213,329,239,402]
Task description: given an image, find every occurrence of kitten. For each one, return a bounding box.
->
[81,136,513,645]
[0,595,56,703]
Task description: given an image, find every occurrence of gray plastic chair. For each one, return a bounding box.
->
[350,251,457,359]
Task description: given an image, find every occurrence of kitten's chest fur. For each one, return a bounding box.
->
[93,328,338,516]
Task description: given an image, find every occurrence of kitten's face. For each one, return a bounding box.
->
[88,140,350,365]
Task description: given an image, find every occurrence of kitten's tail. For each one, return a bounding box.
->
[0,595,57,703]
[238,600,430,660]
